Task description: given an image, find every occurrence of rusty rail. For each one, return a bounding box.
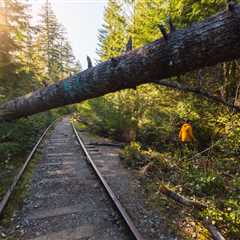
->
[72,123,144,240]
[0,119,57,217]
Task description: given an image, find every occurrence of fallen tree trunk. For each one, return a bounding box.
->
[1,5,240,121]
[159,184,207,210]
[159,184,225,240]
[203,221,226,240]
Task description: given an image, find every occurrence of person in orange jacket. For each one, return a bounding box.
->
[179,120,196,143]
[178,120,196,157]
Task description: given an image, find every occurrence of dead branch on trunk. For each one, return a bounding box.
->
[154,79,240,111]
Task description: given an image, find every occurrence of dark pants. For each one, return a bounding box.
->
[178,141,196,159]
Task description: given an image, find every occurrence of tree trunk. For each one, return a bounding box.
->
[1,5,240,121]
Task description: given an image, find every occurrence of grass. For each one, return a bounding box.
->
[0,155,24,201]
[0,150,42,239]
[0,125,54,239]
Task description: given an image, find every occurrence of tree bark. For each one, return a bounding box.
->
[159,184,207,210]
[1,5,240,121]
[203,221,226,240]
[159,184,225,240]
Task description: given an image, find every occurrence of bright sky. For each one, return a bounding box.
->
[30,0,107,70]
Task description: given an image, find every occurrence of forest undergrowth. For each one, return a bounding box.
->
[74,88,240,239]
[77,1,240,238]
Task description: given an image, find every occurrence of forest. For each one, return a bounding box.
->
[1,0,240,239]
[0,0,79,223]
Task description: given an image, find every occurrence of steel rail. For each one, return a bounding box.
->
[0,118,58,217]
[72,123,144,240]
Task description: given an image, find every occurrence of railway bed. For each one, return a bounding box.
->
[0,117,142,240]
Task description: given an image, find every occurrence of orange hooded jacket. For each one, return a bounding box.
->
[179,123,195,143]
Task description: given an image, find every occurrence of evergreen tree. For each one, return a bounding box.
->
[0,0,33,98]
[35,0,61,83]
[35,0,79,84]
[0,1,54,187]
[97,0,128,60]
[95,0,141,141]
[93,0,240,144]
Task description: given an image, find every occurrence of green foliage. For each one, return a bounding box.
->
[121,142,144,168]
[201,200,240,238]
[184,169,225,196]
[89,91,138,139]
[0,150,43,231]
[34,0,81,84]
[170,0,226,27]
[214,112,240,153]
[0,0,50,163]
[77,0,240,237]
[0,112,54,202]
[121,141,174,172]
[120,139,240,237]
[0,0,34,98]
[97,0,128,60]
[0,0,77,155]
[0,0,76,212]
[176,101,200,121]
[0,113,53,162]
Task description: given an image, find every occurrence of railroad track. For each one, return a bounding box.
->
[0,117,144,240]
[0,119,58,217]
[72,123,143,240]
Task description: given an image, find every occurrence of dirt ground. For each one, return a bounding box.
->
[78,127,179,240]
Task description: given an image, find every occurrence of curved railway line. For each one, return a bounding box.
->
[0,117,144,240]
